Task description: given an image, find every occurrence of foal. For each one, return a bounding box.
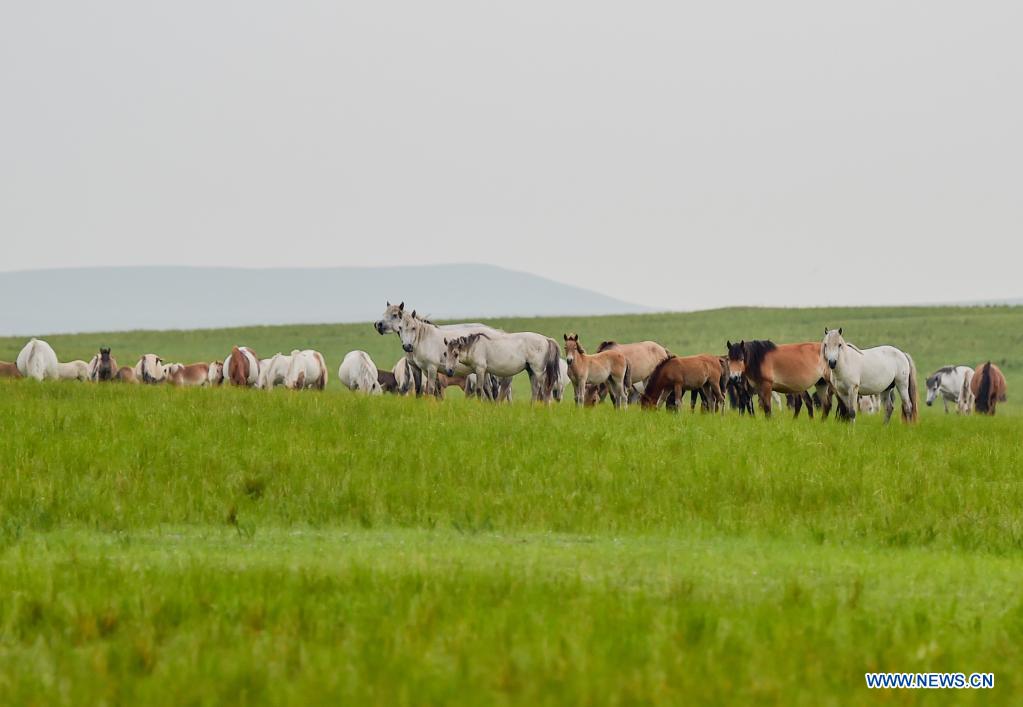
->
[563,334,630,409]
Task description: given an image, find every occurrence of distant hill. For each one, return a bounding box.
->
[0,265,651,335]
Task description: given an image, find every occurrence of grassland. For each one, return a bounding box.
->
[0,306,1021,705]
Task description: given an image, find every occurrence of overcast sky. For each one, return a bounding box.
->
[2,2,1020,311]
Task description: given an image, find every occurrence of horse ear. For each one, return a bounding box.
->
[386,301,390,306]
[824,328,828,336]
[443,338,447,345]
[726,340,731,349]
[564,333,568,340]
[399,302,404,311]
[411,309,416,319]
[838,327,843,336]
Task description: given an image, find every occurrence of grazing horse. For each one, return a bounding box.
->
[594,340,670,401]
[89,348,118,382]
[16,338,59,381]
[821,328,918,423]
[134,354,168,384]
[0,361,21,378]
[725,339,832,418]
[926,365,974,413]
[392,356,420,396]
[563,334,631,409]
[442,331,560,402]
[641,354,724,411]
[970,362,1007,415]
[207,361,225,386]
[225,346,260,386]
[285,350,328,390]
[115,366,139,383]
[57,360,90,381]
[375,302,509,397]
[167,362,212,387]
[338,350,381,394]
[256,353,292,390]
[377,369,404,394]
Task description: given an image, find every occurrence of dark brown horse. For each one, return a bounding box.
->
[641,354,723,411]
[725,340,833,417]
[0,361,21,378]
[971,362,1007,415]
[91,347,118,382]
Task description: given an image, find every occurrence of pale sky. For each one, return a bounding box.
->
[2,2,1021,311]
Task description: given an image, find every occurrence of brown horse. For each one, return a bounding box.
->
[167,362,211,387]
[0,361,21,378]
[229,346,259,386]
[642,355,724,411]
[971,362,1007,415]
[563,334,631,408]
[89,347,118,382]
[725,340,832,417]
[115,366,139,383]
[595,340,670,400]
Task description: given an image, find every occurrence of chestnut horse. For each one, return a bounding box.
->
[167,362,211,387]
[226,346,259,386]
[0,361,21,378]
[563,334,631,408]
[971,362,1007,415]
[725,340,832,417]
[641,355,724,411]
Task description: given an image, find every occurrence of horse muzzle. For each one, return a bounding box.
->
[402,344,413,353]
[827,359,837,370]
[374,322,385,334]
[445,367,454,376]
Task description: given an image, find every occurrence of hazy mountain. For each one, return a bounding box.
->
[0,265,652,336]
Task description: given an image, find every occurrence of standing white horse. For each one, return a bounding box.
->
[376,302,509,397]
[285,350,328,390]
[925,365,974,414]
[57,360,91,381]
[255,353,292,389]
[821,328,918,423]
[16,338,59,381]
[442,331,560,402]
[338,351,382,394]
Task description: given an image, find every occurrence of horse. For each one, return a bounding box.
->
[640,354,724,411]
[391,356,421,396]
[88,348,118,382]
[256,353,292,390]
[595,340,670,400]
[224,346,260,386]
[16,338,59,381]
[957,368,975,413]
[0,361,21,378]
[436,372,478,398]
[926,366,974,413]
[552,358,570,402]
[563,334,631,408]
[970,361,1007,415]
[857,394,880,414]
[115,366,139,383]
[375,303,509,397]
[725,339,833,418]
[285,350,328,390]
[167,362,212,387]
[207,361,225,386]
[442,331,559,402]
[134,354,168,384]
[821,328,918,423]
[338,350,380,394]
[57,360,90,381]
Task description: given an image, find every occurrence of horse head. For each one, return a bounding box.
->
[821,328,845,370]
[375,301,404,335]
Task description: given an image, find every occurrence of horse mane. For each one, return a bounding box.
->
[597,341,618,352]
[647,354,677,384]
[742,340,776,379]
[975,362,993,413]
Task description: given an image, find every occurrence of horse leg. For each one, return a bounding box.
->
[847,386,859,423]
[791,393,803,419]
[803,391,815,420]
[897,377,913,422]
[816,381,833,420]
[673,384,685,412]
[882,390,895,424]
[758,382,773,417]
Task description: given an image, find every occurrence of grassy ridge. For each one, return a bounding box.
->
[1,306,1021,705]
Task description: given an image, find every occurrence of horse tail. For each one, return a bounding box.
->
[26,340,46,381]
[542,338,559,399]
[976,362,993,414]
[905,352,919,423]
[316,352,328,390]
[623,360,633,392]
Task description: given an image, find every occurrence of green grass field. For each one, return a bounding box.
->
[1,306,1020,705]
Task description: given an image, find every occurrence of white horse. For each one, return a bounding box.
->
[285,350,328,390]
[378,303,510,397]
[925,365,974,414]
[255,353,291,389]
[207,361,225,386]
[442,331,560,402]
[134,354,168,384]
[338,351,382,394]
[16,338,59,381]
[392,356,420,396]
[821,328,918,423]
[57,360,90,381]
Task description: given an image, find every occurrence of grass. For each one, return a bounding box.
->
[0,305,1021,704]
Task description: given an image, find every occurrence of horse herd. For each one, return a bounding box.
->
[2,302,1009,420]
